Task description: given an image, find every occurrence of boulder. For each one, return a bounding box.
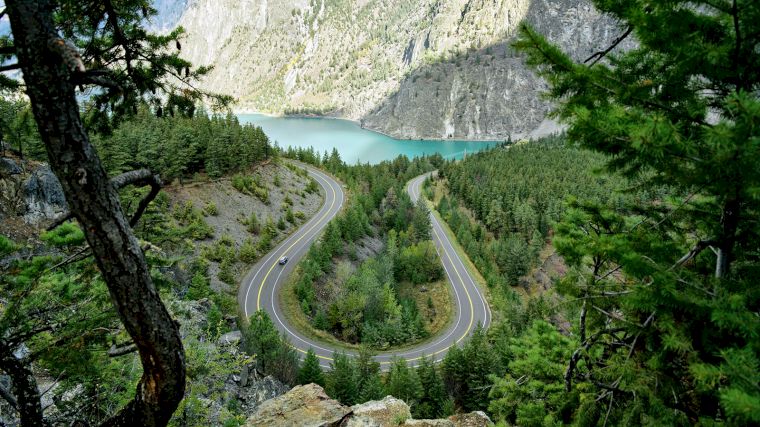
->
[344,396,411,426]
[238,374,289,414]
[0,158,21,176]
[218,330,242,346]
[402,419,455,427]
[245,383,351,427]
[21,165,67,224]
[448,412,493,427]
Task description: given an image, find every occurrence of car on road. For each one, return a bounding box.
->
[278,256,289,265]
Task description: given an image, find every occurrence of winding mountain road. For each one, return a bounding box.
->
[238,165,490,369]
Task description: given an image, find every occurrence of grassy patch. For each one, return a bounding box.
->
[397,280,452,339]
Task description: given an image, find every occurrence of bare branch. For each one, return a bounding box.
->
[669,240,716,270]
[47,169,162,230]
[108,343,137,357]
[72,70,122,91]
[0,63,20,72]
[585,26,633,66]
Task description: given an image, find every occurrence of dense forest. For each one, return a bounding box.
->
[0,97,273,181]
[434,136,636,290]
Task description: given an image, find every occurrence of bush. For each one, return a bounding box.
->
[239,238,258,263]
[203,202,219,216]
[41,222,85,247]
[0,235,16,255]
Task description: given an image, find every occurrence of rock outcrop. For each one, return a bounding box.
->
[244,384,493,427]
[0,157,67,236]
[172,0,631,140]
[347,396,411,426]
[245,383,352,427]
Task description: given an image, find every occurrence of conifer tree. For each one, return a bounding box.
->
[385,358,423,410]
[515,1,760,423]
[411,197,432,242]
[297,348,326,388]
[356,348,385,403]
[326,352,359,405]
[415,356,447,419]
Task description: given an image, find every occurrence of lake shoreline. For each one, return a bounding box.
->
[233,109,504,144]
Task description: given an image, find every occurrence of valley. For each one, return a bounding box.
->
[0,1,757,426]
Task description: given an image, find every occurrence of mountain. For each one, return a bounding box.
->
[174,0,629,140]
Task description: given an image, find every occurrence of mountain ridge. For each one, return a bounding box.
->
[174,0,630,140]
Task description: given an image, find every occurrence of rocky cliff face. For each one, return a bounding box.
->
[175,0,630,140]
[0,157,67,238]
[244,383,493,427]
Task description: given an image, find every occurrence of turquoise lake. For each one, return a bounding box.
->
[237,114,501,165]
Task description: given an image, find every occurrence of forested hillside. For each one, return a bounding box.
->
[433,137,637,289]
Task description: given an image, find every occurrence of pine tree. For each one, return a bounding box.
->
[385,358,423,410]
[411,197,432,242]
[356,347,385,403]
[415,356,447,419]
[326,352,358,405]
[515,1,760,423]
[297,348,325,388]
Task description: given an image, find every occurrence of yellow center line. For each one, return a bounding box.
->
[285,177,476,365]
[256,169,339,310]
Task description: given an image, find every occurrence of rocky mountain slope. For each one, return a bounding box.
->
[175,0,630,140]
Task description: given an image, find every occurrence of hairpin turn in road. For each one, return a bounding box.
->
[238,165,491,369]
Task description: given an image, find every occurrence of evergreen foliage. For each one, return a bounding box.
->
[240,310,299,385]
[297,348,326,388]
[510,1,760,424]
[285,150,444,348]
[326,352,359,406]
[93,109,271,180]
[437,136,630,290]
[415,356,448,419]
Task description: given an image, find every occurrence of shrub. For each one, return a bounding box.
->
[41,222,85,247]
[0,235,16,255]
[203,202,219,216]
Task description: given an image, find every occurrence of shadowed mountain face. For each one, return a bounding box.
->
[168,0,631,140]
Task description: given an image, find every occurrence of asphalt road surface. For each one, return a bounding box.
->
[239,166,491,369]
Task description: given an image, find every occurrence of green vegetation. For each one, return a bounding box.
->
[436,136,631,291]
[94,109,272,181]
[284,148,446,348]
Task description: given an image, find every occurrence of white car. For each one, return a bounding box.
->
[278,256,289,265]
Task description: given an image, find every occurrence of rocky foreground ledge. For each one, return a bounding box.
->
[245,383,492,427]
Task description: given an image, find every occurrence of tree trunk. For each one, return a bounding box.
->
[715,197,740,279]
[0,346,44,426]
[6,1,185,426]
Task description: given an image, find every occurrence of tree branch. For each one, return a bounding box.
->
[584,26,633,66]
[0,342,44,425]
[110,169,162,227]
[47,168,162,230]
[564,328,626,391]
[669,240,716,270]
[72,70,122,91]
[0,63,21,72]
[108,343,137,357]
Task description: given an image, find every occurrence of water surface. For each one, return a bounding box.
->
[237,114,500,165]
